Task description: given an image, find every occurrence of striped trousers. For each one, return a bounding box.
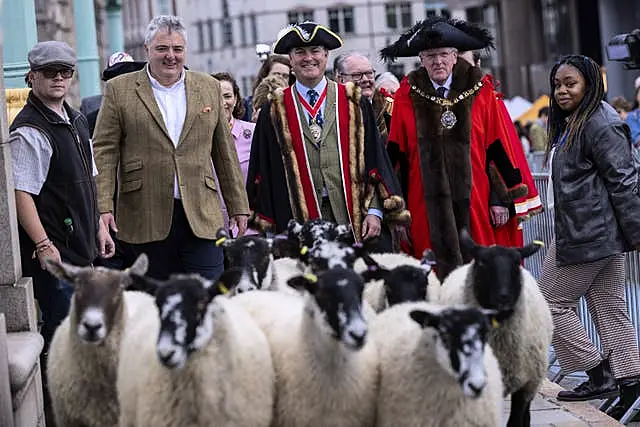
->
[539,240,640,378]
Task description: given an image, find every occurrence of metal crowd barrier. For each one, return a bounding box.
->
[522,173,640,354]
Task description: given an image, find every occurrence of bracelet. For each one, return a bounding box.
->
[34,237,49,247]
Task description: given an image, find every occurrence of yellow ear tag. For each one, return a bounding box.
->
[532,240,545,248]
[300,246,309,255]
[303,273,318,283]
[215,237,227,247]
[491,318,500,329]
[218,282,230,294]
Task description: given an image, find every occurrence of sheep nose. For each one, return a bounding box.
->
[82,320,102,333]
[467,382,485,398]
[158,349,175,365]
[349,330,366,347]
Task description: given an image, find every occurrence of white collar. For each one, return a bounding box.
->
[295,77,327,98]
[146,64,185,90]
[431,73,453,92]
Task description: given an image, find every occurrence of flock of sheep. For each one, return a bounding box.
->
[44,218,553,427]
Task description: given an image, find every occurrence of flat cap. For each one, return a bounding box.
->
[28,41,77,70]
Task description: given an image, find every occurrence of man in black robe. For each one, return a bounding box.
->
[247,22,409,244]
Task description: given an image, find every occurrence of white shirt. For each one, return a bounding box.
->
[431,73,453,98]
[11,106,98,195]
[146,65,187,199]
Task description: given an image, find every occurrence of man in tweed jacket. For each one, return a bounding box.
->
[93,16,249,280]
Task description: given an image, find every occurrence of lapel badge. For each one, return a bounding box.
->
[202,105,212,113]
[243,128,252,139]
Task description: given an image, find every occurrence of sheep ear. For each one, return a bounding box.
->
[458,228,478,257]
[45,259,82,283]
[409,309,440,329]
[213,268,243,297]
[128,273,162,295]
[287,274,317,294]
[215,228,233,247]
[287,219,303,237]
[519,240,544,259]
[127,253,149,277]
[420,249,437,272]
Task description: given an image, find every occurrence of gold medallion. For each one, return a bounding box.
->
[310,123,322,142]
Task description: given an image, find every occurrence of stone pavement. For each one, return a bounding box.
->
[512,379,623,426]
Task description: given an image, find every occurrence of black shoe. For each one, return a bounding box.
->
[557,358,618,402]
[557,379,619,401]
[608,377,640,421]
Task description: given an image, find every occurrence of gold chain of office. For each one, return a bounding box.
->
[409,81,484,129]
[410,81,484,107]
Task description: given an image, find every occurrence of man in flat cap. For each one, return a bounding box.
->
[247,22,409,244]
[382,17,528,281]
[9,41,115,349]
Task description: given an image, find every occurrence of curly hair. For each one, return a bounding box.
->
[252,75,288,112]
[251,55,294,94]
[211,72,245,120]
[547,55,604,157]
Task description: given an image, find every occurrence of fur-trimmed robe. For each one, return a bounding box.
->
[246,81,410,241]
[388,60,527,281]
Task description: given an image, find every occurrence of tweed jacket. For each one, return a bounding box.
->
[93,68,249,244]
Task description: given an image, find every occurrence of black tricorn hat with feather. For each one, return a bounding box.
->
[380,17,495,62]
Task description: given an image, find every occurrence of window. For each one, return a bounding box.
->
[539,0,572,58]
[424,1,450,18]
[207,19,215,51]
[327,6,355,35]
[400,3,412,28]
[239,15,246,46]
[250,14,258,44]
[157,0,171,15]
[385,4,397,29]
[386,2,412,29]
[288,9,314,25]
[195,21,205,53]
[223,19,233,46]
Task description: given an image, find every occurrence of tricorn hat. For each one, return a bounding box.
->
[380,17,494,62]
[273,22,343,54]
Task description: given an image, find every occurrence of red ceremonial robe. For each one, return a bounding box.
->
[388,64,527,279]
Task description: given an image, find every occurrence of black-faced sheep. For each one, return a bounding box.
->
[45,254,153,427]
[439,230,553,427]
[232,267,378,427]
[371,302,504,427]
[118,270,274,427]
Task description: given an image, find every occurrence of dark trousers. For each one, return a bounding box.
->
[130,199,224,281]
[20,254,73,353]
[94,229,138,270]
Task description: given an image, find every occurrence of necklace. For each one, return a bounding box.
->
[410,81,484,130]
[296,86,328,143]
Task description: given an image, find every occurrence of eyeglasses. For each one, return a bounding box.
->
[420,50,456,63]
[38,68,74,79]
[340,70,375,82]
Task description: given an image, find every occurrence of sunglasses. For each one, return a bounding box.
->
[38,68,74,79]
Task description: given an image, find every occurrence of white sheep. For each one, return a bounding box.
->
[232,267,379,427]
[371,301,504,427]
[118,271,275,427]
[438,231,553,427]
[354,252,441,312]
[45,254,153,427]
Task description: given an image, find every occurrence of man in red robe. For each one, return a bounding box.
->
[383,17,528,281]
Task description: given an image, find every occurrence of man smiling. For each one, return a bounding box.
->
[93,15,249,281]
[247,22,409,243]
